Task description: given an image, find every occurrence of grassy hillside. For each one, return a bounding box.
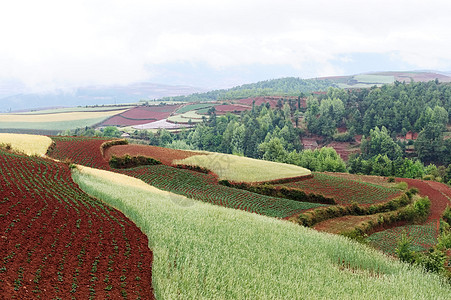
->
[74,166,450,299]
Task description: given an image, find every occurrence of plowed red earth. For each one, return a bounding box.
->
[396,178,451,224]
[0,149,154,299]
[214,104,250,114]
[100,105,180,126]
[104,144,206,166]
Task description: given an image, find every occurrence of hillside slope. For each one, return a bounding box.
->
[0,149,154,298]
[74,166,451,299]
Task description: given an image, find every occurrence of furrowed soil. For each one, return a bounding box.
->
[0,149,154,299]
[104,144,207,166]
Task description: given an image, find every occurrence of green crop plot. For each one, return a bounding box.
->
[174,153,311,183]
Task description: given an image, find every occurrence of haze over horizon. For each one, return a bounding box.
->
[1,0,451,96]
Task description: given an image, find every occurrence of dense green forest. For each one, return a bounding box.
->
[310,80,451,137]
[160,77,335,102]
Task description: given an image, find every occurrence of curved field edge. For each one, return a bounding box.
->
[73,167,450,299]
[173,153,311,183]
[0,133,52,156]
[47,137,321,218]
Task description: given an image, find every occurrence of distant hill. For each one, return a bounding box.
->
[159,77,337,102]
[319,71,451,89]
[0,82,205,112]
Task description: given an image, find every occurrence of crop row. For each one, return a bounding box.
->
[366,221,438,255]
[280,172,401,205]
[120,165,324,218]
[48,136,111,169]
[48,136,325,218]
[0,149,153,298]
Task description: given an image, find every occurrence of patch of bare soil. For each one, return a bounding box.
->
[104,144,206,166]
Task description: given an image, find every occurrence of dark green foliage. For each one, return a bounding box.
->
[348,155,426,179]
[414,123,447,164]
[415,249,446,274]
[395,234,416,263]
[175,164,210,174]
[109,155,161,169]
[102,126,122,138]
[360,126,402,160]
[296,192,414,227]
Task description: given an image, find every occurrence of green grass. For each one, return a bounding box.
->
[354,74,395,84]
[167,111,204,123]
[174,153,311,182]
[73,168,450,299]
[175,103,217,114]
[13,106,134,115]
[0,117,109,130]
[367,221,439,255]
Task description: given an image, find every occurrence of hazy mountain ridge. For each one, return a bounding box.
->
[0,82,205,112]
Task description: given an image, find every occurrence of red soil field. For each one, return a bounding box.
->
[47,136,111,169]
[104,144,206,166]
[0,149,154,299]
[214,104,250,114]
[100,105,180,126]
[280,172,401,206]
[396,178,451,225]
[237,96,300,108]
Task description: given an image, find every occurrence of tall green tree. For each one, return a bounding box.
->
[414,123,446,163]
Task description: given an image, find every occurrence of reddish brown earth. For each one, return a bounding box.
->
[104,144,206,166]
[397,178,451,224]
[100,105,180,126]
[237,96,301,108]
[214,104,250,114]
[314,215,374,233]
[0,149,155,299]
[325,141,360,161]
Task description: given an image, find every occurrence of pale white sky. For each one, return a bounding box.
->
[1,0,451,92]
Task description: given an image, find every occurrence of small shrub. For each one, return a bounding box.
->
[415,249,446,274]
[395,234,415,264]
[109,155,161,169]
[387,176,395,183]
[0,143,12,151]
[442,206,451,224]
[422,174,434,181]
[396,181,408,190]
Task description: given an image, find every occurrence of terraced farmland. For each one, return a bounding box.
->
[0,149,153,299]
[99,105,180,127]
[47,136,324,219]
[280,172,402,205]
[367,221,439,255]
[120,165,322,218]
